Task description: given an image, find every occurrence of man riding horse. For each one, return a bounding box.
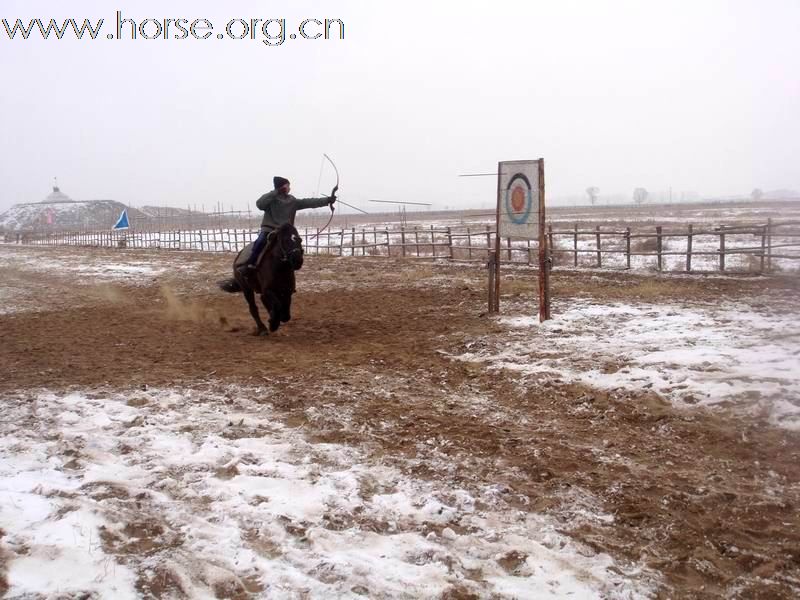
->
[237,176,336,274]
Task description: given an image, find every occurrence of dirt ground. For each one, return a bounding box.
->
[2,245,800,599]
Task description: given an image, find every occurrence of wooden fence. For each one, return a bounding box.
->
[10,219,800,274]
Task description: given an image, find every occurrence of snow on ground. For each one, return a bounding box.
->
[454,299,800,430]
[0,245,204,284]
[0,387,656,599]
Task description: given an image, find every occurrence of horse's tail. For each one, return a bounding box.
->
[218,278,242,294]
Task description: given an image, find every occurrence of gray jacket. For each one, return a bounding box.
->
[255,190,330,232]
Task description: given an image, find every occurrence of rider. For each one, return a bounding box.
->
[238,176,335,273]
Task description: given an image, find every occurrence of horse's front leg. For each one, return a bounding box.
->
[279,290,293,323]
[244,288,268,336]
[261,290,282,332]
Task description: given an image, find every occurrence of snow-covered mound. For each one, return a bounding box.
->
[0,186,144,232]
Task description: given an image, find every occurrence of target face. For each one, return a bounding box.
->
[504,173,533,225]
[497,159,541,240]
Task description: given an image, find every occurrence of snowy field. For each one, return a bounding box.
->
[0,387,655,599]
[1,242,799,598]
[454,296,800,430]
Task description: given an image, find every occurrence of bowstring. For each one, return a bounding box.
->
[315,154,326,198]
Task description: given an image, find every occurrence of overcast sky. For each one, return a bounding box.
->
[1,0,798,213]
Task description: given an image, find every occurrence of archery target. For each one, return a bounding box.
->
[505,173,533,225]
[498,160,540,239]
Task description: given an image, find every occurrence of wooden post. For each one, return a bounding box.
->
[339,230,344,256]
[485,225,492,260]
[494,162,502,312]
[537,159,550,321]
[526,238,532,265]
[414,227,420,257]
[430,224,435,257]
[467,227,473,260]
[573,223,578,267]
[361,228,366,257]
[595,226,602,268]
[625,227,631,269]
[759,223,767,273]
[656,226,663,272]
[548,224,554,265]
[719,229,726,272]
[400,227,406,257]
[493,250,500,312]
[384,228,390,257]
[767,218,773,272]
[351,227,356,257]
[687,224,693,272]
[315,228,320,255]
[506,236,512,262]
[447,227,454,259]
[487,250,496,313]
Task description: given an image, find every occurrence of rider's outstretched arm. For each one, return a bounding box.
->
[293,197,334,211]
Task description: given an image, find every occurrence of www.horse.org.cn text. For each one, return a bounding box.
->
[1,12,346,46]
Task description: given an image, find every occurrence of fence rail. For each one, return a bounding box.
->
[6,219,800,274]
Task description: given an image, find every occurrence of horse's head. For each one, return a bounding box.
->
[275,224,304,270]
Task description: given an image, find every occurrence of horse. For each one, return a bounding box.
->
[218,223,304,336]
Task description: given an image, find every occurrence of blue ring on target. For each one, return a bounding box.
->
[504,173,533,225]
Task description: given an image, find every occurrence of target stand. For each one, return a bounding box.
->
[489,158,551,321]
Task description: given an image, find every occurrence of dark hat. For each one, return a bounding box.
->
[273,176,290,190]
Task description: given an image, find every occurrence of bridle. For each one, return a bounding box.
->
[276,230,304,265]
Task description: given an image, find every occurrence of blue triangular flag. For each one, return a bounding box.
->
[113,208,130,230]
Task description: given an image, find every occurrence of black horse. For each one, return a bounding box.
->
[218,223,304,335]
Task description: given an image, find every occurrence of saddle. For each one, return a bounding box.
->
[234,232,274,270]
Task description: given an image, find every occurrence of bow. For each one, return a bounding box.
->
[309,153,339,240]
[324,153,339,202]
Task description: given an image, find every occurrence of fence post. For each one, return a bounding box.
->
[656,226,663,271]
[506,237,512,262]
[351,227,356,257]
[467,227,473,261]
[687,224,693,272]
[400,227,406,258]
[719,229,726,272]
[767,218,773,272]
[384,228,390,257]
[485,225,492,260]
[339,230,344,256]
[487,250,496,314]
[548,224,554,266]
[527,238,532,265]
[431,224,436,257]
[759,223,767,273]
[447,227,454,260]
[415,227,420,257]
[573,223,578,267]
[625,227,631,269]
[595,226,601,268]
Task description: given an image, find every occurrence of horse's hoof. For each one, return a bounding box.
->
[253,328,269,337]
[269,320,280,332]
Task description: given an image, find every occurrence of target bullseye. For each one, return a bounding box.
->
[504,173,533,225]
